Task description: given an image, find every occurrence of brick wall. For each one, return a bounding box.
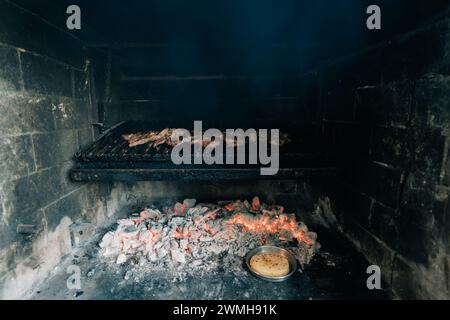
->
[0,0,106,299]
[96,44,317,129]
[314,16,450,299]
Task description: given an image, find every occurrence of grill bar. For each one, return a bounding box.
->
[71,121,340,181]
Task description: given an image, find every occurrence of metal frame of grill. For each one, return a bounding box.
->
[70,121,340,181]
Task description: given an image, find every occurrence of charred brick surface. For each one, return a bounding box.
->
[319,17,450,299]
[0,0,101,299]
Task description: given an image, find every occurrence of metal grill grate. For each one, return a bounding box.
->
[71,121,339,181]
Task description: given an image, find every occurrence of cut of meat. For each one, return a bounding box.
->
[122,128,291,150]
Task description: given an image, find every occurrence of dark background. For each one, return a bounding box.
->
[9,0,450,69]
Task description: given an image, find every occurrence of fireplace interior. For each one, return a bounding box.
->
[0,0,450,300]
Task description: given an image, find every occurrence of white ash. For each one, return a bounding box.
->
[99,197,319,279]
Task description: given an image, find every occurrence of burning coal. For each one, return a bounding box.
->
[99,197,318,274]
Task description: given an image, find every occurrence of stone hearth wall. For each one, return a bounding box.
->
[100,180,318,224]
[94,45,316,130]
[0,0,107,299]
[314,15,450,299]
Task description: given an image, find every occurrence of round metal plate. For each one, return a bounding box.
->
[245,246,297,282]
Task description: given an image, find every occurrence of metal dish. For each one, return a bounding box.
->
[245,246,297,282]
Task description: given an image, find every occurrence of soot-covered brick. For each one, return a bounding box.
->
[21,52,72,97]
[0,45,21,91]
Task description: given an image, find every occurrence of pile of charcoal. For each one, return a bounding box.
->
[99,197,319,275]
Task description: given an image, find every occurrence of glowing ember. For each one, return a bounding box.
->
[174,227,191,239]
[225,212,314,245]
[99,197,318,272]
[251,196,261,211]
